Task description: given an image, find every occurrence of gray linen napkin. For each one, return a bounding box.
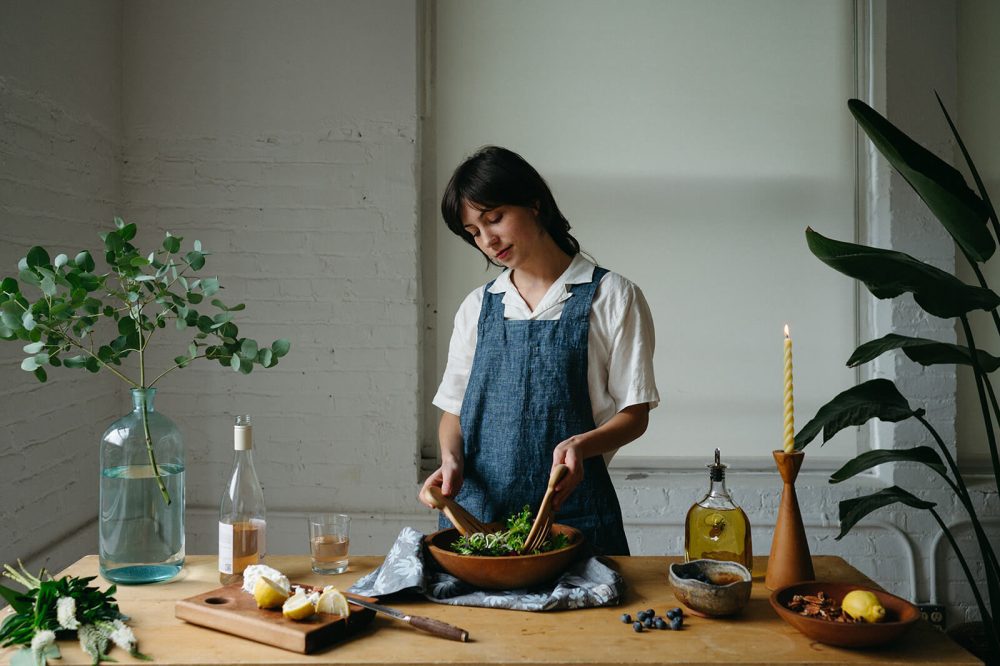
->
[347,527,624,611]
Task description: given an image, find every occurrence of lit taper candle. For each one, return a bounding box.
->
[783,324,795,453]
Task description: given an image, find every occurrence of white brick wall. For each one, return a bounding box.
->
[1,0,996,634]
[0,0,122,576]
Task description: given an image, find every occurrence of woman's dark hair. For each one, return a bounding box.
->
[441,146,580,266]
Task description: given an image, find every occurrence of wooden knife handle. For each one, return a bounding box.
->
[408,615,470,642]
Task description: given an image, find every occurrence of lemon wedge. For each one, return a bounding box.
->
[841,589,886,623]
[316,586,351,618]
[253,575,289,609]
[282,593,316,621]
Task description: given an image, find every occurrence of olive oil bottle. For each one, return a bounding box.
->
[684,448,752,572]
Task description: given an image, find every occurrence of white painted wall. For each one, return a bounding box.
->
[0,0,996,633]
[430,0,858,463]
[0,0,121,575]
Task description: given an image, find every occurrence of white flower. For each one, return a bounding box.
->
[56,595,80,629]
[107,619,137,652]
[31,630,56,652]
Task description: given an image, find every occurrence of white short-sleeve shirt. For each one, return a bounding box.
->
[433,254,660,431]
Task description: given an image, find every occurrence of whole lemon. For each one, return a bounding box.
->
[841,589,886,623]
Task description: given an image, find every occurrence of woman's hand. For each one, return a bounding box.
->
[550,435,586,510]
[418,458,464,508]
[549,404,651,510]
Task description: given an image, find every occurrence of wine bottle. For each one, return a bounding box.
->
[219,414,267,584]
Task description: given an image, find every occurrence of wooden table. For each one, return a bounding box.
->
[1,555,980,665]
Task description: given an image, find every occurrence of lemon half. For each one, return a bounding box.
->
[282,593,316,621]
[253,575,290,609]
[316,586,351,618]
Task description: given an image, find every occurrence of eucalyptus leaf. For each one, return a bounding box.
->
[21,356,38,371]
[39,275,56,297]
[64,355,88,369]
[54,253,68,269]
[1,277,18,295]
[836,486,936,540]
[163,234,181,254]
[185,251,205,271]
[74,251,95,272]
[257,348,273,367]
[240,339,258,359]
[201,277,220,296]
[26,246,50,269]
[271,339,290,358]
[849,98,993,262]
[21,312,35,331]
[795,378,919,449]
[806,227,1000,318]
[829,446,947,484]
[33,367,47,382]
[230,355,241,371]
[22,341,44,354]
[848,333,1000,372]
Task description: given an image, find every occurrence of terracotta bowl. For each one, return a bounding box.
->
[668,560,752,617]
[770,581,921,648]
[424,524,585,590]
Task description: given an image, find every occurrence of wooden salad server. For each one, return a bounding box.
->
[520,464,569,554]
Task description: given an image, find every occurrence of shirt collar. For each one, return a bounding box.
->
[487,254,596,295]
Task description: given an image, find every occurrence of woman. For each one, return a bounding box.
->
[420,146,659,555]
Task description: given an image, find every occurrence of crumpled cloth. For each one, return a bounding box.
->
[347,527,624,611]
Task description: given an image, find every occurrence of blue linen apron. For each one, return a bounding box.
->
[442,266,630,556]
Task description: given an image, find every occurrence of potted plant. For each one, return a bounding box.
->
[795,97,999,662]
[0,219,290,584]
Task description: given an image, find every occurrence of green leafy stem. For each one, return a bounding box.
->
[1,219,291,504]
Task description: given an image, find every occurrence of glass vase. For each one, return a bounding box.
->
[99,388,185,584]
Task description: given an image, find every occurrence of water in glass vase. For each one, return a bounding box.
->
[100,463,186,584]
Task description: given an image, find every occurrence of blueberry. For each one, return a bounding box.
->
[665,609,677,620]
[633,621,643,632]
[654,617,668,630]
[672,607,683,617]
[638,610,651,621]
[671,617,683,630]
[621,613,632,624]
[646,608,655,617]
[642,616,653,628]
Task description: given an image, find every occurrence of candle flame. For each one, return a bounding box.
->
[784,324,790,338]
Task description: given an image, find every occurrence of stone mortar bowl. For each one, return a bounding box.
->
[668,560,752,617]
[424,524,584,590]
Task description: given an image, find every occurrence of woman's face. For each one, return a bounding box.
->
[460,200,545,268]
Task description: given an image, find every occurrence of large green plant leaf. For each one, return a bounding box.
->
[836,486,936,540]
[806,228,1000,318]
[847,333,1000,372]
[795,378,920,450]
[849,98,993,262]
[829,446,947,484]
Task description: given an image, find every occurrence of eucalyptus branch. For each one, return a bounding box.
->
[147,354,208,388]
[1,220,291,506]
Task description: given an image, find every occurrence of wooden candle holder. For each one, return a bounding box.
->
[765,450,815,590]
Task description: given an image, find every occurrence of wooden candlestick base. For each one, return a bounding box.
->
[765,450,815,591]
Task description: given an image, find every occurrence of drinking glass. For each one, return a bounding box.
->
[308,513,351,574]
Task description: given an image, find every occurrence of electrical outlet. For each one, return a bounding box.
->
[918,604,946,631]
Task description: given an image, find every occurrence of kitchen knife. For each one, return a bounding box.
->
[345,594,469,642]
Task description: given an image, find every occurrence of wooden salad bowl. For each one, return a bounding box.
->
[424,524,585,590]
[770,581,921,648]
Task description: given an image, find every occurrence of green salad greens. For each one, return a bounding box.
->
[450,505,571,556]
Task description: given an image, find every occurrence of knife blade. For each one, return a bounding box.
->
[345,594,470,642]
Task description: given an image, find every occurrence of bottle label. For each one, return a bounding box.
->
[219,521,234,574]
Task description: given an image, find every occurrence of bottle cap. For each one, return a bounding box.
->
[234,414,252,450]
[708,447,726,482]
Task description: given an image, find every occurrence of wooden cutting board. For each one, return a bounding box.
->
[175,583,376,654]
